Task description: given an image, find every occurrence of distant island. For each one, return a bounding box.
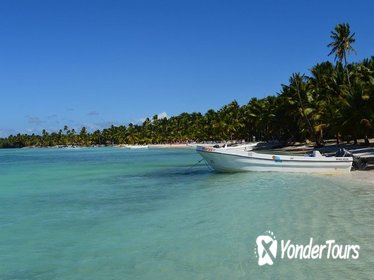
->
[1,23,373,149]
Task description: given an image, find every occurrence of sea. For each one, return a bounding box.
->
[0,148,373,280]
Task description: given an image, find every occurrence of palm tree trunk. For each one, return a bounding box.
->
[295,78,320,146]
[344,54,351,88]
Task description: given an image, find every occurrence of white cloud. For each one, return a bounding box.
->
[136,111,170,125]
[157,112,169,119]
[138,117,147,124]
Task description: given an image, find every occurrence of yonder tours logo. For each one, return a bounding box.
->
[254,231,360,266]
[255,231,277,266]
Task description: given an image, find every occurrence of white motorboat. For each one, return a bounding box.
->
[211,142,259,151]
[196,145,353,173]
[124,145,149,149]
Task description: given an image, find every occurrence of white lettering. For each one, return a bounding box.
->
[351,245,360,259]
[287,244,296,259]
[311,244,320,259]
[266,236,360,263]
[281,240,290,259]
[331,244,342,259]
[302,238,313,259]
[319,244,326,259]
[326,240,335,258]
[295,244,303,259]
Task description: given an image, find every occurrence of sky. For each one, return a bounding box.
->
[0,0,373,137]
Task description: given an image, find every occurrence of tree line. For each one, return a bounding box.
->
[1,23,373,148]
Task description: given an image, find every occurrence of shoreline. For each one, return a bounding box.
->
[6,142,374,179]
[14,141,374,159]
[11,141,374,170]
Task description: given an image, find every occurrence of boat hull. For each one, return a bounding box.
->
[196,147,352,174]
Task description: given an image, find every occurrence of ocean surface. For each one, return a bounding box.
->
[0,148,373,280]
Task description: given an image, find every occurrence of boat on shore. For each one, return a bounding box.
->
[196,145,353,173]
[211,142,260,151]
[124,145,149,149]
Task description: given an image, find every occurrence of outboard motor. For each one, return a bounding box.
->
[335,148,368,170]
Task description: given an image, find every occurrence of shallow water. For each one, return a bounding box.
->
[0,148,373,279]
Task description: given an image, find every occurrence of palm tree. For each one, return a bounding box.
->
[308,62,340,144]
[341,64,374,144]
[328,23,356,86]
[287,73,320,145]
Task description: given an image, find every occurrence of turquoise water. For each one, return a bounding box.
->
[0,148,373,279]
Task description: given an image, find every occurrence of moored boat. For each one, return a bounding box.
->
[124,145,149,149]
[211,142,259,150]
[196,145,353,173]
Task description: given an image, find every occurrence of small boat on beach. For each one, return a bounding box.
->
[124,145,149,149]
[211,142,259,151]
[196,145,353,173]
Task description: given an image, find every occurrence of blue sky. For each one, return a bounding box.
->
[0,0,373,137]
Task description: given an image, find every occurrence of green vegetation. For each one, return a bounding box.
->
[1,23,373,148]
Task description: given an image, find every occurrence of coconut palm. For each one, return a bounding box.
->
[287,73,320,145]
[341,64,374,144]
[328,23,356,86]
